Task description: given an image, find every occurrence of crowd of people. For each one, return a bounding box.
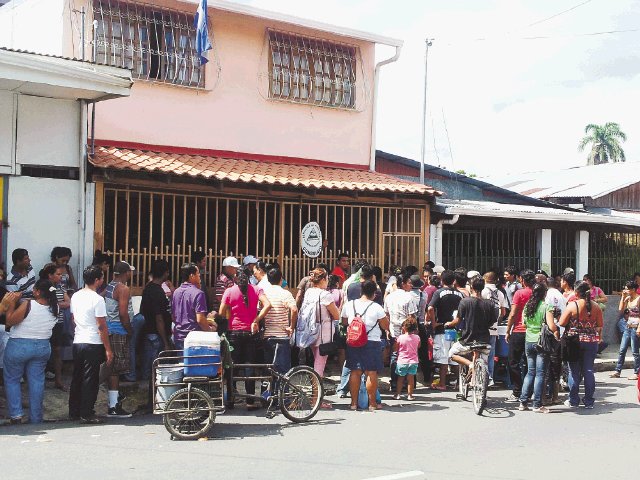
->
[1,245,638,424]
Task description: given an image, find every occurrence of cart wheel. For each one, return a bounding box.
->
[163,387,215,440]
[279,366,323,423]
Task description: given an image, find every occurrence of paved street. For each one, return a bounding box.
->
[2,371,639,480]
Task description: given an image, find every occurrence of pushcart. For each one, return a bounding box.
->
[152,346,324,440]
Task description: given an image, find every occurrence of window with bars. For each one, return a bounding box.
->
[92,0,205,88]
[268,30,357,109]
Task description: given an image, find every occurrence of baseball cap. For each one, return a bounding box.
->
[222,256,241,268]
[563,267,575,275]
[114,261,135,274]
[242,255,259,266]
[467,270,481,279]
[433,265,445,274]
[410,274,424,289]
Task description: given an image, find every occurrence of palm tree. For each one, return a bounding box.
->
[578,122,627,165]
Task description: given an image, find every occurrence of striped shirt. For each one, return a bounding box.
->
[262,284,296,338]
[55,286,65,324]
[6,266,36,299]
[212,273,235,312]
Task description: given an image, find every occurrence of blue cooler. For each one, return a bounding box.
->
[183,331,221,377]
[444,329,457,342]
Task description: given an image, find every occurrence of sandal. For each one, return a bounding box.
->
[349,404,358,411]
[628,374,639,380]
[430,383,446,391]
[609,372,621,378]
[407,395,415,401]
[320,401,333,409]
[392,394,401,400]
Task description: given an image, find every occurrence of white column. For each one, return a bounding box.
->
[429,224,438,263]
[575,230,589,278]
[537,228,552,274]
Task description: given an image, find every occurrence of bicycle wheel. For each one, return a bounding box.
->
[472,358,489,415]
[163,387,215,440]
[279,366,324,423]
[458,365,469,400]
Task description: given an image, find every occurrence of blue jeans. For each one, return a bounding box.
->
[141,334,164,381]
[389,337,398,389]
[263,337,291,374]
[122,314,145,381]
[488,336,497,380]
[616,327,640,374]
[3,338,51,423]
[337,362,351,395]
[520,341,549,408]
[568,341,598,407]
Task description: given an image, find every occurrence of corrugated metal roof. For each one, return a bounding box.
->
[483,161,640,200]
[436,198,640,227]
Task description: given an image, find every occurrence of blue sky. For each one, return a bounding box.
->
[241,0,640,175]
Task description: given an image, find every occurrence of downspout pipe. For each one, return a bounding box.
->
[79,100,88,277]
[432,214,459,265]
[369,45,402,172]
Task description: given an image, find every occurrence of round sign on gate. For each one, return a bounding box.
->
[301,222,323,258]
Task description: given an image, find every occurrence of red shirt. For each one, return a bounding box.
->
[331,266,347,287]
[511,287,532,333]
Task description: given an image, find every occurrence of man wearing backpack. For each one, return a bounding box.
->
[481,271,506,385]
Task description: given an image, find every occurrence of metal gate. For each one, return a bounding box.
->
[96,184,426,291]
[589,231,640,294]
[442,227,539,273]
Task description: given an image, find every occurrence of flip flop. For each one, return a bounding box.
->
[349,404,358,411]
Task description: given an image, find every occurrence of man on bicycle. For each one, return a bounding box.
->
[445,276,495,369]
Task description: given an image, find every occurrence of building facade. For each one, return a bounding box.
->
[1,1,437,293]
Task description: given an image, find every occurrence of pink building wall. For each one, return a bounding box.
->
[65,1,376,167]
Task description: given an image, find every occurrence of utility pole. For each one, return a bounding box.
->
[419,38,434,186]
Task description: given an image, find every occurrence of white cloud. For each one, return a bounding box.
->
[241,0,640,174]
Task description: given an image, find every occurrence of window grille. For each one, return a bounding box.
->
[92,0,205,88]
[267,30,357,109]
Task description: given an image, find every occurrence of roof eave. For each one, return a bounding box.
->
[182,0,403,47]
[0,49,132,100]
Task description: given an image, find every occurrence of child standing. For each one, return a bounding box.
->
[394,317,421,400]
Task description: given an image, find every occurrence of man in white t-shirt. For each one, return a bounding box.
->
[481,271,507,384]
[384,275,419,391]
[68,265,113,424]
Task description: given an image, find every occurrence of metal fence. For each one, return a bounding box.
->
[551,229,576,277]
[98,185,425,293]
[442,227,540,274]
[589,231,640,294]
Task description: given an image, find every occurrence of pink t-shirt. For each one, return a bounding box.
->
[396,333,420,364]
[221,284,260,331]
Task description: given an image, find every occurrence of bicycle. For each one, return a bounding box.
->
[455,342,491,415]
[153,345,324,440]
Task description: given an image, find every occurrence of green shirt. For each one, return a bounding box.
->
[523,301,548,343]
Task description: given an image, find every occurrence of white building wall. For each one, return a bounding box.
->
[0,91,15,173]
[0,0,65,55]
[6,176,83,277]
[16,95,80,168]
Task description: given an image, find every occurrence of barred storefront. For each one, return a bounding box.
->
[90,145,437,293]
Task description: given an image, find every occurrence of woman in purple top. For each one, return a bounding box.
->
[219,272,271,410]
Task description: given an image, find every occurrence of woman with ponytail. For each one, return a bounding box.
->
[3,279,59,423]
[39,263,70,390]
[219,271,271,410]
[559,280,604,409]
[518,282,557,413]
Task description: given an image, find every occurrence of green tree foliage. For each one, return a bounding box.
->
[578,122,627,165]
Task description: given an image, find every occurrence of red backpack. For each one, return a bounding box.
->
[346,301,376,348]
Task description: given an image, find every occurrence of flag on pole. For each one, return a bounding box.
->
[194,0,212,65]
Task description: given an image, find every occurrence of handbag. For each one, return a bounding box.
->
[536,322,559,354]
[561,301,583,362]
[318,308,337,357]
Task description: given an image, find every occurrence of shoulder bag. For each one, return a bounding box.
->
[560,301,581,362]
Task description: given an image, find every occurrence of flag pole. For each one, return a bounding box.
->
[419,38,433,186]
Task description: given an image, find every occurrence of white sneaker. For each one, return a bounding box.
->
[563,399,578,408]
[533,406,550,413]
[518,402,529,411]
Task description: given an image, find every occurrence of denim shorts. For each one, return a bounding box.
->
[396,363,418,376]
[346,340,383,372]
